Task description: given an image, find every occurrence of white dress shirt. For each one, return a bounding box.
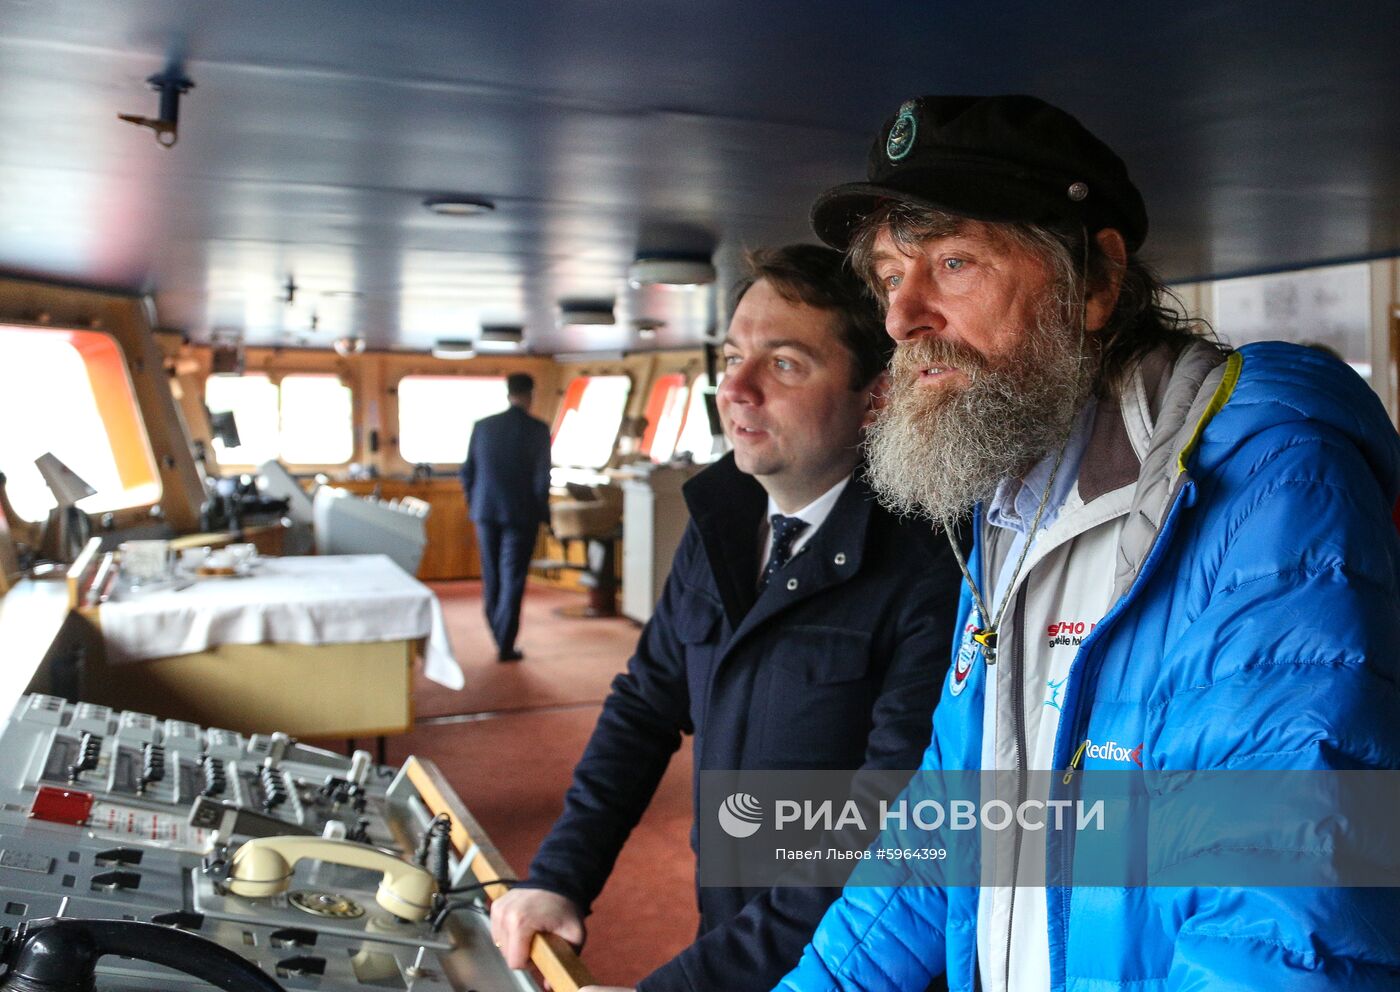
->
[757,475,851,576]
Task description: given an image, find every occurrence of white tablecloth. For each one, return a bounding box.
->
[99,554,464,689]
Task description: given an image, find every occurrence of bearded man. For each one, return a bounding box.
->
[777,95,1400,991]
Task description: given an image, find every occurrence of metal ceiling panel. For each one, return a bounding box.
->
[0,0,1395,352]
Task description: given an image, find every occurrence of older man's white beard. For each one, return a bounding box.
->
[864,310,1091,526]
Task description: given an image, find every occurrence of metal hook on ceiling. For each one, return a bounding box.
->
[117,70,195,148]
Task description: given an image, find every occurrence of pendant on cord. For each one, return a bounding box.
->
[971,628,998,664]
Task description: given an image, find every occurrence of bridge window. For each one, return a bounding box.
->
[0,325,161,522]
[640,373,689,462]
[206,373,353,467]
[278,375,354,464]
[675,373,724,464]
[205,374,278,465]
[551,375,631,469]
[397,375,508,464]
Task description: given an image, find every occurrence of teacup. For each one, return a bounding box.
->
[226,543,258,568]
[121,540,172,584]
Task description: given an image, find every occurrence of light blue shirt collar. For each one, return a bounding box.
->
[986,398,1098,539]
[982,399,1097,615]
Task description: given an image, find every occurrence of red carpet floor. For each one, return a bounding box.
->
[389,580,698,987]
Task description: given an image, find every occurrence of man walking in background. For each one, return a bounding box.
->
[461,371,552,662]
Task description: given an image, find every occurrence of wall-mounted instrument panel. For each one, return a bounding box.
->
[0,694,547,992]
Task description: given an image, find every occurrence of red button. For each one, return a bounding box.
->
[31,786,94,826]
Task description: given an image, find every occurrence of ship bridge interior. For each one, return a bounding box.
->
[0,3,1397,990]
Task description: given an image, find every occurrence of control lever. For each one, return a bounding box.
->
[226,836,438,921]
[0,917,287,992]
[200,754,228,797]
[348,748,372,787]
[316,775,366,810]
[259,760,289,812]
[318,774,351,805]
[267,731,292,764]
[189,796,315,841]
[138,742,165,794]
[67,732,102,783]
[345,817,372,845]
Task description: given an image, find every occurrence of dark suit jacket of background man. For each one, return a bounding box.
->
[459,403,552,655]
[521,453,964,992]
[460,404,552,528]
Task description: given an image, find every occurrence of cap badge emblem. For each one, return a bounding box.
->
[886,100,918,162]
[1067,181,1089,202]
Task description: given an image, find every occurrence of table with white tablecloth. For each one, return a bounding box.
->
[83,554,462,738]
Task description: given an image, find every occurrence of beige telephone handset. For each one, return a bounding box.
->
[226,836,438,921]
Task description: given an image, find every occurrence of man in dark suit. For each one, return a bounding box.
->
[489,245,963,991]
[460,372,552,662]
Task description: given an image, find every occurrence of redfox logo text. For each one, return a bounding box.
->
[1082,739,1144,767]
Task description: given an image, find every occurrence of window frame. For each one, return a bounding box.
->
[204,371,357,470]
[550,373,633,470]
[204,371,281,468]
[674,371,725,464]
[0,324,162,523]
[640,372,690,462]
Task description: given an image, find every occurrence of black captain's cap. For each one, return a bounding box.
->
[811,94,1148,252]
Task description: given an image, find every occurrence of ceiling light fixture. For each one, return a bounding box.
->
[479,324,524,345]
[473,324,526,352]
[423,196,496,217]
[557,299,615,326]
[432,338,476,360]
[628,255,716,288]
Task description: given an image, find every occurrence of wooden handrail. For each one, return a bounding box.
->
[403,756,596,992]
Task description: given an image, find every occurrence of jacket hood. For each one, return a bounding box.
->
[1198,341,1400,501]
[1110,339,1400,600]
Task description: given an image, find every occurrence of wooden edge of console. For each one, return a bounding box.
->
[169,532,238,552]
[403,756,596,992]
[66,537,104,609]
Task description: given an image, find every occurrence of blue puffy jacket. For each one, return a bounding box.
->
[778,342,1400,991]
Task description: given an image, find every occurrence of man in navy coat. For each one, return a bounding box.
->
[460,372,552,662]
[489,245,963,990]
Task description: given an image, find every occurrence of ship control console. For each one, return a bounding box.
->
[0,694,590,992]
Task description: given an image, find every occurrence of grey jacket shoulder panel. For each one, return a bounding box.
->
[1113,340,1230,600]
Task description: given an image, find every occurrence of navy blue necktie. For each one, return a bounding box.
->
[759,514,808,592]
